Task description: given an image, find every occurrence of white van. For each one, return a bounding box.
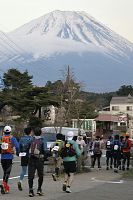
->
[41,126,85,137]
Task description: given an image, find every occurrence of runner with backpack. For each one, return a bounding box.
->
[112,134,121,173]
[92,136,102,169]
[61,131,81,193]
[51,133,64,181]
[17,127,33,191]
[28,127,47,197]
[0,126,19,194]
[106,136,113,170]
[121,133,132,171]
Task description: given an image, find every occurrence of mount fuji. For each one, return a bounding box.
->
[0,10,133,92]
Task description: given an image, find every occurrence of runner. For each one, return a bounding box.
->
[51,133,64,181]
[61,131,81,193]
[28,127,46,197]
[92,136,102,169]
[121,133,132,170]
[17,127,33,191]
[106,136,113,170]
[0,125,19,194]
[112,134,121,173]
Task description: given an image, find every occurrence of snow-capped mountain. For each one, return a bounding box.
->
[0,10,133,92]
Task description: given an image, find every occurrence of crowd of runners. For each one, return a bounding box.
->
[0,125,132,197]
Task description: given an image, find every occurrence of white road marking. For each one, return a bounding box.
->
[91,177,124,184]
[0,175,28,181]
[0,160,21,165]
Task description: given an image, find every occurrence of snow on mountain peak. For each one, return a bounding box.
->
[9,10,133,58]
[1,10,133,92]
[10,10,109,44]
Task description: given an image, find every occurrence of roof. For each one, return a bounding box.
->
[110,94,133,104]
[95,114,122,122]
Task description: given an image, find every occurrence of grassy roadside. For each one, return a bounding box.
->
[122,168,133,179]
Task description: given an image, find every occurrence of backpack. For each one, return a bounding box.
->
[113,140,120,152]
[106,140,112,150]
[1,135,14,154]
[60,140,76,158]
[93,141,101,154]
[29,137,43,158]
[19,136,32,156]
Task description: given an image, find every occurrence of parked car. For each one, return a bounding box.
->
[41,132,56,150]
[40,132,56,161]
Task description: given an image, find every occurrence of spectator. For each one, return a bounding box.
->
[76,136,86,172]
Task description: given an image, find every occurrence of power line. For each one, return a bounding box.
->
[0,33,24,62]
[0,32,32,72]
[0,31,48,71]
[0,31,28,55]
[0,28,56,82]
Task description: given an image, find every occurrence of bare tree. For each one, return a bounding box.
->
[54,66,82,133]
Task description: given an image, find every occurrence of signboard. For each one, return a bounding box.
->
[118,115,127,122]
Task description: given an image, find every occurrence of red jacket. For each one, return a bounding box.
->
[122,139,132,153]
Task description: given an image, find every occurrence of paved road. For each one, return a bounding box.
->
[56,179,133,200]
[0,155,132,200]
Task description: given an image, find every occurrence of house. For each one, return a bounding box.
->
[95,94,133,138]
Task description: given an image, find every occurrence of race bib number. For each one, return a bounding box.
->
[1,142,8,150]
[107,141,111,145]
[53,146,59,152]
[114,145,118,150]
[19,152,26,157]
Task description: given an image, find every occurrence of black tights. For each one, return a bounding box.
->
[28,157,44,191]
[1,159,12,183]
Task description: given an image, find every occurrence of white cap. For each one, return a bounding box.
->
[4,125,12,133]
[66,131,74,140]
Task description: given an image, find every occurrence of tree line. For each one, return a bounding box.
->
[0,68,133,131]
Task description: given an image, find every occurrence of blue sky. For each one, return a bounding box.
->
[0,0,133,42]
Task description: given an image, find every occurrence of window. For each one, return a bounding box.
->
[120,122,126,126]
[127,106,132,111]
[112,106,119,111]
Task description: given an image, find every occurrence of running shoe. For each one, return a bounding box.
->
[62,183,67,191]
[66,187,71,193]
[29,190,34,197]
[37,190,44,196]
[52,174,57,181]
[18,181,22,191]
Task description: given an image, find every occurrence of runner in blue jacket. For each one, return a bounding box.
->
[0,126,19,194]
